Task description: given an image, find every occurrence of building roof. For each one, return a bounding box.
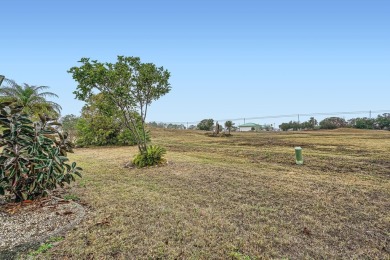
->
[238,123,261,127]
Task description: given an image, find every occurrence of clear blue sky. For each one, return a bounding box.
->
[1,0,389,126]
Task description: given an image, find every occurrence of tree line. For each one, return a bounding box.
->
[278,115,390,131]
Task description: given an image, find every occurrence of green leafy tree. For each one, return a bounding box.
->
[75,93,122,146]
[350,117,375,129]
[68,56,171,166]
[376,113,390,130]
[279,121,300,131]
[301,117,318,129]
[224,120,234,134]
[197,119,214,131]
[279,122,290,131]
[0,78,61,119]
[75,93,147,146]
[319,117,347,129]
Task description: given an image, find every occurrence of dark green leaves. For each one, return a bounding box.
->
[132,145,167,168]
[0,103,82,202]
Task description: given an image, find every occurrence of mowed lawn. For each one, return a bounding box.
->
[40,128,389,259]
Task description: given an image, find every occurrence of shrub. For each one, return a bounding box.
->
[132,145,166,168]
[0,103,82,202]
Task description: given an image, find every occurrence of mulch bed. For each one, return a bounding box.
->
[0,196,85,259]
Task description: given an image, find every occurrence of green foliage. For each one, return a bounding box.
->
[75,93,120,146]
[301,117,318,129]
[117,128,150,145]
[350,117,375,129]
[68,56,171,156]
[60,114,79,142]
[230,250,252,260]
[279,114,390,131]
[0,78,61,120]
[348,114,390,130]
[28,237,63,257]
[63,194,80,201]
[75,93,148,147]
[373,113,390,130]
[197,119,214,131]
[132,145,166,168]
[29,243,53,256]
[319,117,347,129]
[279,121,301,131]
[0,103,82,202]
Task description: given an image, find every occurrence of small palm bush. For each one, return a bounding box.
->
[132,145,166,168]
[0,103,82,202]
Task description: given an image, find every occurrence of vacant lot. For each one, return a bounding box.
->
[35,128,389,259]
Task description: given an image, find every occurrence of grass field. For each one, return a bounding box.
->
[35,128,389,259]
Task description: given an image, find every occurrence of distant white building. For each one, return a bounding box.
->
[238,123,261,132]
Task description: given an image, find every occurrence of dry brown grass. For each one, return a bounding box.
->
[33,128,389,259]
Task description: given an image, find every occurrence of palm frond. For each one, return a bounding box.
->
[38,91,59,98]
[3,78,18,87]
[0,79,61,115]
[33,85,50,91]
[44,101,62,112]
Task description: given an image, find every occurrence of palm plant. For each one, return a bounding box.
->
[0,78,61,118]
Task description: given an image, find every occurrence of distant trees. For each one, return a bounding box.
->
[197,119,214,131]
[277,114,390,131]
[148,122,186,129]
[262,124,274,131]
[224,120,234,134]
[299,117,317,130]
[376,113,390,130]
[319,117,347,129]
[60,114,79,142]
[279,121,301,131]
[279,123,289,131]
[348,117,375,129]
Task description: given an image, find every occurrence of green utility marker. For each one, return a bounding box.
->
[295,147,303,165]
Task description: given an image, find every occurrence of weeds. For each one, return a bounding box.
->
[63,194,80,201]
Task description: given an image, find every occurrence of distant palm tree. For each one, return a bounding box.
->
[0,78,61,118]
[225,120,234,134]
